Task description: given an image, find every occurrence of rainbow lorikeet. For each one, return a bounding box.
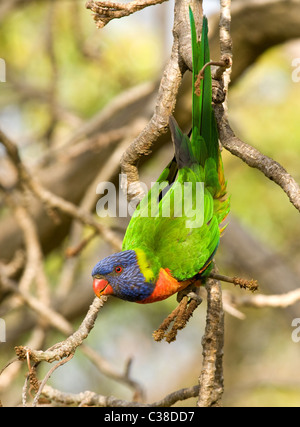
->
[92,9,230,304]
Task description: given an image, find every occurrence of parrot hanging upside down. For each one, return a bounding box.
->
[92,9,230,305]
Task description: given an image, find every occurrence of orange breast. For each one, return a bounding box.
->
[138,268,193,304]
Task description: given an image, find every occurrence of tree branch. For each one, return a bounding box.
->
[214,104,300,213]
[86,0,168,29]
[40,383,199,407]
[15,297,106,364]
[197,279,224,407]
[0,129,123,252]
[119,0,204,202]
[228,288,300,310]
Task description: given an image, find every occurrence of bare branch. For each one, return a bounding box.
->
[0,327,45,393]
[212,1,300,213]
[120,0,204,201]
[229,288,300,310]
[15,297,106,364]
[210,272,259,292]
[197,279,224,407]
[32,354,74,407]
[86,0,168,29]
[12,294,144,401]
[42,383,144,407]
[217,0,232,99]
[214,104,300,213]
[151,384,199,407]
[40,383,199,407]
[0,128,123,251]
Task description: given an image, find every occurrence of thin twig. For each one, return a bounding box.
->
[15,297,106,364]
[0,270,73,336]
[0,188,51,307]
[32,354,74,407]
[214,103,300,213]
[0,327,46,394]
[0,128,123,251]
[195,58,231,96]
[40,383,199,407]
[209,272,259,292]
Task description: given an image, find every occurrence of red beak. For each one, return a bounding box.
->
[93,277,113,297]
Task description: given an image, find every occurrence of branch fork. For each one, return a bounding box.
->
[195,55,232,97]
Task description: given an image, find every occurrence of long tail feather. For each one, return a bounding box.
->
[190,8,218,168]
[189,7,229,222]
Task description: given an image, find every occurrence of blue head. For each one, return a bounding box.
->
[92,250,155,302]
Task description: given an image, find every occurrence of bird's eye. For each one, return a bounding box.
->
[115,266,123,274]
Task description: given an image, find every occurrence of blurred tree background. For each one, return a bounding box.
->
[0,0,300,407]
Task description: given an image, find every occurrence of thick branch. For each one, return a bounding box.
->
[86,0,168,29]
[197,279,224,407]
[120,0,204,201]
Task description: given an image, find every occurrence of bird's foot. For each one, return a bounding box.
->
[153,287,202,343]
